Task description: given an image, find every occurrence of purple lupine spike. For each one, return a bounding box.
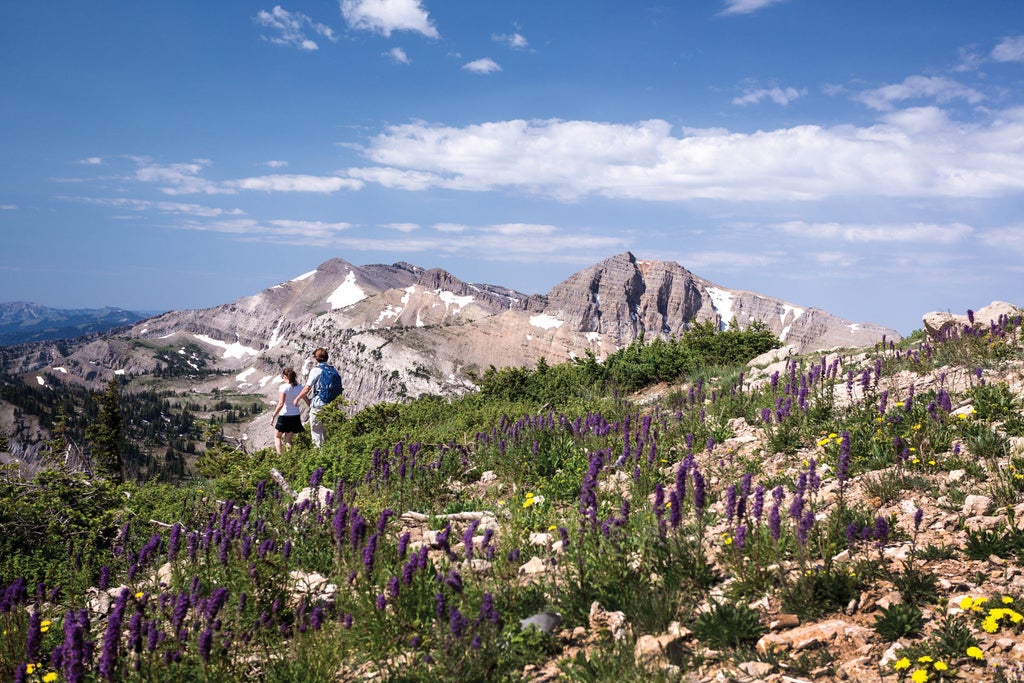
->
[26,611,42,662]
[61,609,90,683]
[692,468,706,516]
[807,459,821,492]
[198,627,214,663]
[376,508,395,534]
[444,570,464,593]
[797,510,815,544]
[752,485,765,522]
[788,493,805,522]
[838,431,851,486]
[206,587,229,621]
[914,507,924,531]
[362,533,379,576]
[171,591,190,633]
[873,516,890,545]
[168,523,182,561]
[397,531,411,559]
[769,501,782,541]
[735,524,747,549]
[435,593,447,618]
[653,483,665,520]
[462,520,480,560]
[725,485,737,522]
[309,467,324,489]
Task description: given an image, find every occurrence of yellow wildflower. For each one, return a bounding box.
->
[828,432,838,439]
[135,591,144,600]
[910,669,928,683]
[26,663,36,674]
[967,646,984,660]
[917,655,933,663]
[40,620,51,633]
[548,525,557,531]
[1008,609,1024,623]
[960,596,975,610]
[817,437,830,447]
[1003,596,1015,604]
[43,674,58,683]
[928,460,936,466]
[913,423,922,431]
[982,616,999,633]
[934,661,948,671]
[894,657,911,671]
[912,458,920,464]
[523,498,534,509]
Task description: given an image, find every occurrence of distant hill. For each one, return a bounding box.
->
[0,302,154,345]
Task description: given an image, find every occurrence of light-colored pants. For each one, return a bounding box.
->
[309,405,326,448]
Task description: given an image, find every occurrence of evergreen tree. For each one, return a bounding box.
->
[86,378,125,483]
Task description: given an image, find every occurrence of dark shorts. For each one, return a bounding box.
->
[275,414,303,433]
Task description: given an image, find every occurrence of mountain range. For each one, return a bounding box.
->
[0,302,153,345]
[0,252,899,458]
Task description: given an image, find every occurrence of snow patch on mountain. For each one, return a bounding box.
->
[292,269,317,282]
[706,287,734,330]
[530,314,564,330]
[193,334,259,359]
[236,368,256,382]
[268,319,286,349]
[438,291,474,310]
[327,271,366,309]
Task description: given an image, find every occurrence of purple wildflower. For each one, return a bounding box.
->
[692,467,706,516]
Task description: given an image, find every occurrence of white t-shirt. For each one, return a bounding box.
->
[279,383,303,415]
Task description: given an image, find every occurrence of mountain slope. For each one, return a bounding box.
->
[0,252,899,457]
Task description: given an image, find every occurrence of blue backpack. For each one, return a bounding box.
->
[315,364,343,404]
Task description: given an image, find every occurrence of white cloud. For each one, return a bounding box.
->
[133,159,233,195]
[992,35,1024,63]
[255,5,337,50]
[777,221,974,244]
[980,226,1024,252]
[433,223,467,233]
[855,75,984,111]
[264,160,289,168]
[63,196,245,217]
[387,47,410,64]
[350,108,1024,202]
[226,174,364,193]
[493,32,528,50]
[340,0,438,38]
[267,219,354,236]
[733,86,804,106]
[78,156,103,165]
[463,58,501,74]
[383,222,419,232]
[720,0,788,16]
[0,204,17,210]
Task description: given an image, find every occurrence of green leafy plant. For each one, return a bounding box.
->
[872,602,924,641]
[691,601,766,650]
[890,565,939,606]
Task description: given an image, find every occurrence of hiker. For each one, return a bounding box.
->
[270,367,304,454]
[294,347,343,448]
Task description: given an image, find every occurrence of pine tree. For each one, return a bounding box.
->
[86,378,125,483]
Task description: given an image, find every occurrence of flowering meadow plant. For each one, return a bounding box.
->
[1,310,1023,680]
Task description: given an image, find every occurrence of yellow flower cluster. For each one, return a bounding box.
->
[893,655,952,682]
[959,595,988,612]
[523,492,536,508]
[816,432,839,447]
[981,606,1024,633]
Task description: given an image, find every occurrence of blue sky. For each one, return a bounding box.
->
[2,0,1023,334]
